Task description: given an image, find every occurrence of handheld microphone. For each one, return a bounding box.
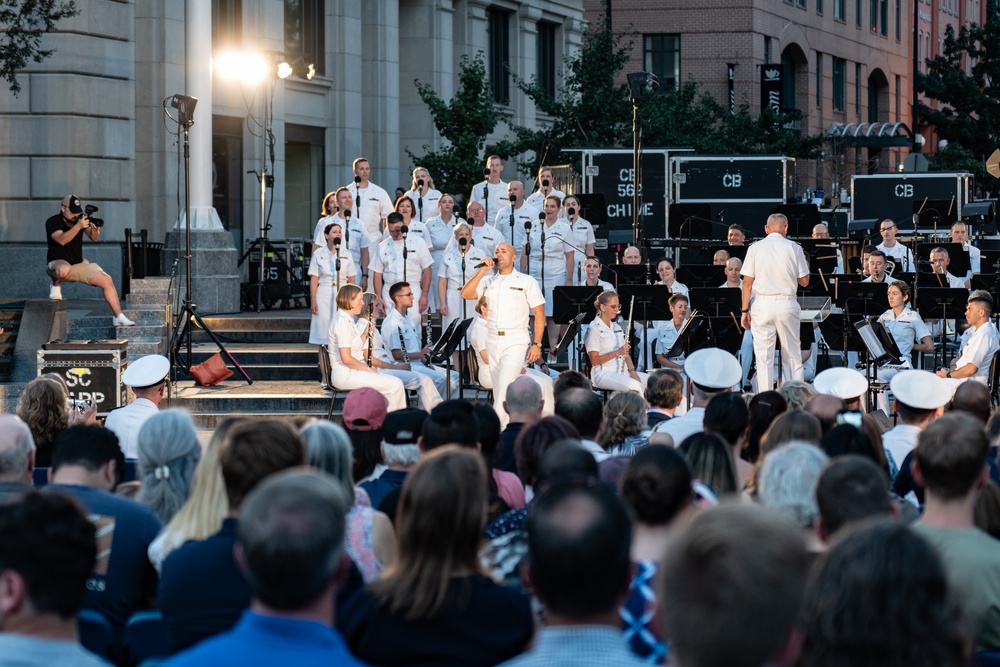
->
[474,257,498,269]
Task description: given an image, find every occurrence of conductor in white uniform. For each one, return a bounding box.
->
[462,243,546,427]
[103,354,170,459]
[740,213,810,392]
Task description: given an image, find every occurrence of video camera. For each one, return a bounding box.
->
[84,204,104,229]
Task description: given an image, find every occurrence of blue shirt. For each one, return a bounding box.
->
[164,611,369,667]
[499,625,648,667]
[359,469,408,511]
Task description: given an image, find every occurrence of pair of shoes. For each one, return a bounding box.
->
[112,313,136,327]
[546,353,558,365]
[49,286,62,300]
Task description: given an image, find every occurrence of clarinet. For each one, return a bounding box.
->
[424,311,436,370]
[621,295,636,375]
[398,325,410,364]
[366,299,375,368]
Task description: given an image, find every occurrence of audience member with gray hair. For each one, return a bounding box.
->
[165,470,367,666]
[758,442,829,550]
[498,377,544,473]
[302,420,397,582]
[0,414,35,500]
[136,409,201,523]
[777,380,816,412]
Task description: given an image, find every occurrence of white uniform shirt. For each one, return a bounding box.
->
[468,317,487,358]
[878,308,931,359]
[312,214,370,277]
[381,308,423,356]
[881,424,922,471]
[470,224,503,258]
[568,218,597,277]
[403,188,442,223]
[741,233,809,296]
[955,321,1000,383]
[661,280,690,297]
[585,317,629,375]
[965,243,982,275]
[346,181,394,246]
[476,269,545,334]
[382,221,433,252]
[328,310,363,367]
[656,319,686,360]
[103,398,158,459]
[442,246,488,291]
[425,216,460,254]
[355,319,394,365]
[876,242,915,272]
[862,274,899,285]
[525,219,574,279]
[719,280,743,289]
[583,279,615,292]
[492,202,540,252]
[307,245,357,285]
[525,188,566,213]
[370,236,434,288]
[469,180,509,219]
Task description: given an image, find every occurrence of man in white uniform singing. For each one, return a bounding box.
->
[740,213,810,392]
[462,243,545,427]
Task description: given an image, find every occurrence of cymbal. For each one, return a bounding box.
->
[986,148,1000,178]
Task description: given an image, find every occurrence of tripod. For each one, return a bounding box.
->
[168,99,252,385]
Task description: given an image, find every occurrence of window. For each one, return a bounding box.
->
[537,22,557,98]
[855,63,861,113]
[816,52,823,107]
[835,0,846,20]
[212,0,241,50]
[781,50,797,111]
[870,0,878,31]
[856,0,862,26]
[285,124,325,239]
[488,8,511,104]
[797,0,806,7]
[284,0,324,76]
[895,74,901,120]
[764,36,771,64]
[833,57,846,110]
[644,34,681,90]
[818,0,824,13]
[879,0,888,35]
[895,0,901,40]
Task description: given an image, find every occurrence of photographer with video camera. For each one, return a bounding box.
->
[46,194,134,326]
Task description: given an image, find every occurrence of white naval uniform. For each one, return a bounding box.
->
[524,188,565,213]
[876,307,932,413]
[942,320,1000,389]
[721,281,753,386]
[381,308,460,398]
[567,218,596,283]
[963,243,982,279]
[307,244,357,345]
[381,221,433,252]
[103,398,158,459]
[469,224,503,258]
[742,232,809,392]
[492,202,540,256]
[403,188,442,223]
[468,317,554,416]
[476,269,546,428]
[356,319,442,411]
[469,180,509,223]
[440,244,487,330]
[656,319,686,366]
[346,181,395,248]
[327,310,407,410]
[862,274,899,285]
[525,219,574,316]
[585,317,649,394]
[425,215,461,312]
[312,214,370,282]
[876,242,915,273]
[370,236,434,326]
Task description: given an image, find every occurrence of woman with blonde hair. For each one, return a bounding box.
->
[426,192,463,312]
[16,376,94,466]
[348,446,534,666]
[598,391,650,456]
[403,166,442,224]
[327,284,407,410]
[585,290,648,393]
[147,417,239,572]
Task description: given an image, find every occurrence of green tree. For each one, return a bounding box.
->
[406,52,502,200]
[0,0,78,96]
[917,7,1000,187]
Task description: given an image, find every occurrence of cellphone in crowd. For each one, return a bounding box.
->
[69,398,91,413]
[835,409,863,428]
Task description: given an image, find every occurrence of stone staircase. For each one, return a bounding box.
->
[0,301,24,382]
[67,277,171,356]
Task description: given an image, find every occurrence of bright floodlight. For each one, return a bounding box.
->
[215,51,270,84]
[277,61,293,79]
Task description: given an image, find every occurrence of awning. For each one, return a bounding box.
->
[827,121,914,147]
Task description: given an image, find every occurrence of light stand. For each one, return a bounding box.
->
[167,94,252,385]
[626,71,658,249]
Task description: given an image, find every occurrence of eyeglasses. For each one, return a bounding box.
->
[880,225,896,231]
[399,292,414,298]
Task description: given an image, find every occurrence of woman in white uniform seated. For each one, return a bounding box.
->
[876,281,933,412]
[327,284,407,411]
[468,296,554,413]
[585,290,649,393]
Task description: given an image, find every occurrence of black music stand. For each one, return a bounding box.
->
[774,203,821,237]
[575,193,607,227]
[833,279,890,315]
[970,274,1000,304]
[698,316,743,357]
[618,284,671,370]
[913,199,958,229]
[615,264,649,287]
[917,242,971,278]
[688,287,741,318]
[853,317,903,367]
[554,312,586,367]
[429,317,474,400]
[819,313,866,370]
[678,265,726,288]
[917,271,963,288]
[553,286,603,371]
[664,313,706,359]
[914,287,969,368]
[798,240,840,275]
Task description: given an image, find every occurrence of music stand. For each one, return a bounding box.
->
[688,287,742,318]
[615,264,649,286]
[819,313,866,368]
[664,313,706,359]
[917,271,963,288]
[773,203,821,237]
[833,279,889,315]
[678,265,726,288]
[913,199,958,228]
[853,318,903,367]
[914,287,969,367]
[553,286,602,371]
[553,312,586,362]
[917,242,971,278]
[428,317,474,400]
[708,244,747,261]
[798,240,840,275]
[618,284,671,370]
[575,193,607,227]
[700,316,743,357]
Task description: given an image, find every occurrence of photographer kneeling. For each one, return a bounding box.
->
[46,194,134,326]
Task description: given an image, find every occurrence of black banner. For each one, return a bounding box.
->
[760,64,782,114]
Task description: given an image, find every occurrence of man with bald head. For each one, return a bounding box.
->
[812,223,845,272]
[0,415,35,500]
[622,246,642,265]
[713,249,730,266]
[804,394,847,434]
[498,376,544,472]
[949,380,992,424]
[493,180,539,255]
[740,213,810,391]
[463,243,546,428]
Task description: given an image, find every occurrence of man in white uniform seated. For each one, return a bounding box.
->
[382,281,459,399]
[103,354,170,459]
[937,290,1000,389]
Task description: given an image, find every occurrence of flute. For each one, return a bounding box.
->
[621,295,636,374]
[366,299,375,368]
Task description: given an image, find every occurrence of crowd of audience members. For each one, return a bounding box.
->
[2,366,1000,666]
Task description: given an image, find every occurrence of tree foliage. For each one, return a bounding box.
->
[917,6,1000,188]
[406,52,501,200]
[0,0,78,96]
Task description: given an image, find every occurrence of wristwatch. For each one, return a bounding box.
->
[741,308,750,313]
[532,342,543,348]
[946,370,951,378]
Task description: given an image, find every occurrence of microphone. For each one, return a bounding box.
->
[542,178,550,188]
[417,178,424,189]
[538,211,546,222]
[344,209,351,220]
[458,237,468,250]
[525,221,532,232]
[567,207,576,217]
[483,168,491,177]
[474,257,498,269]
[401,225,409,236]
[510,194,517,203]
[718,209,726,223]
[333,237,341,248]
[354,176,361,185]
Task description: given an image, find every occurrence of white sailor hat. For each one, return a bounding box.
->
[889,370,954,410]
[684,347,742,391]
[813,367,869,400]
[122,354,170,388]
